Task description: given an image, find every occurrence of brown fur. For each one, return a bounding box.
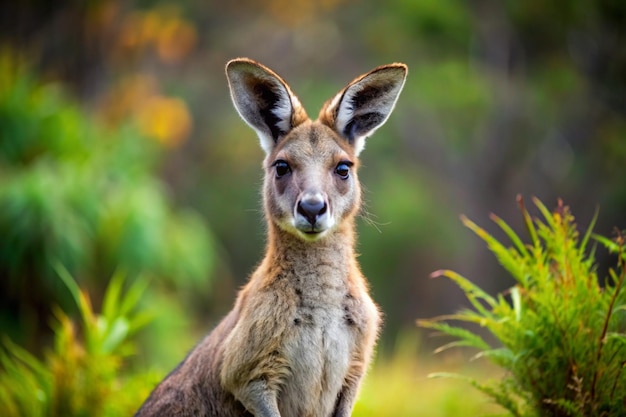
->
[135,58,407,417]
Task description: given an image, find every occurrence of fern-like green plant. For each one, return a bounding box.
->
[418,197,626,417]
[0,264,158,417]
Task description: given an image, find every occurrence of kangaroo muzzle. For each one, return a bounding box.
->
[295,192,330,234]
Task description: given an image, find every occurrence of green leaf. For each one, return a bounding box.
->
[461,216,526,283]
[432,269,497,316]
[100,317,130,354]
[593,233,621,255]
[510,286,522,322]
[417,320,491,351]
[470,379,524,417]
[126,310,156,335]
[51,260,82,313]
[532,196,557,230]
[580,207,599,253]
[472,348,515,367]
[542,398,583,417]
[490,212,529,258]
[517,195,539,247]
[1,338,49,379]
[119,275,150,318]
[427,371,475,382]
[605,332,626,347]
[102,268,126,321]
[0,338,52,417]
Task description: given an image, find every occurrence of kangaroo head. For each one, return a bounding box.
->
[226,58,407,242]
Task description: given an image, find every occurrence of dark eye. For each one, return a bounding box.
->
[335,162,352,180]
[273,160,291,178]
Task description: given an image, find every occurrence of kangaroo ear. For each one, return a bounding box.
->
[226,58,308,154]
[320,63,407,155]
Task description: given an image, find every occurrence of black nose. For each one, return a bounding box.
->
[297,196,327,225]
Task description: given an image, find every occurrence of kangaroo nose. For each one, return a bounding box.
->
[297,195,327,226]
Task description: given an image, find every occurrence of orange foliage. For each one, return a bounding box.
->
[98,74,192,148]
[117,6,197,64]
[265,0,349,27]
[135,96,192,148]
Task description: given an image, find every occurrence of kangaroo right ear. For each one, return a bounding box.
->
[319,63,407,156]
[226,58,308,154]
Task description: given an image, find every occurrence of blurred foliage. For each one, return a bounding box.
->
[0,52,215,352]
[420,198,626,416]
[117,5,198,65]
[0,267,158,417]
[99,73,194,148]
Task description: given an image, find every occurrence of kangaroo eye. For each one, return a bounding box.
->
[335,162,352,180]
[273,160,291,178]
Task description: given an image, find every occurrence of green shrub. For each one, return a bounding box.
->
[419,197,626,417]
[0,264,158,417]
[0,52,215,347]
[0,53,214,286]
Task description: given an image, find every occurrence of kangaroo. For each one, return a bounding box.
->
[135,58,407,417]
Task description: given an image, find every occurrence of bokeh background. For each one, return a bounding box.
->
[1,0,625,413]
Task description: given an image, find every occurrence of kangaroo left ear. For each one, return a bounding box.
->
[226,58,309,155]
[319,63,407,155]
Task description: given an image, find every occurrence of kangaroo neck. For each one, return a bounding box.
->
[261,222,357,281]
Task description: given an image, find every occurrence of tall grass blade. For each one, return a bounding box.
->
[490,213,529,258]
[432,269,497,316]
[517,194,538,247]
[461,216,526,282]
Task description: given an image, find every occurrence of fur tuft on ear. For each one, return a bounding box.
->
[319,63,407,155]
[226,58,308,154]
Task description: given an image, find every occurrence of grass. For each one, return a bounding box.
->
[354,335,505,417]
[0,265,157,417]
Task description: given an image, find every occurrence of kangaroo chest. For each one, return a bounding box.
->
[274,272,366,417]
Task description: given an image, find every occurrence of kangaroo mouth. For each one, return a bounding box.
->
[296,224,327,240]
[302,227,322,235]
[292,214,333,240]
